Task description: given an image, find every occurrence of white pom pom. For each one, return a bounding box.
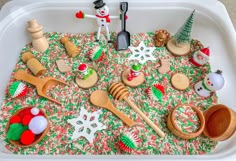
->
[29,116,48,134]
[31,107,40,115]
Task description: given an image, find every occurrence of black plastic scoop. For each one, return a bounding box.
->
[117,2,130,51]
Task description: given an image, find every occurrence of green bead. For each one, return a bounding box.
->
[6,123,25,141]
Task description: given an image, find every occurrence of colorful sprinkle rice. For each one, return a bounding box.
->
[0,32,218,155]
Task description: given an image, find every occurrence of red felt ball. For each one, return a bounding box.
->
[9,115,21,124]
[22,115,33,126]
[19,108,32,118]
[20,130,35,145]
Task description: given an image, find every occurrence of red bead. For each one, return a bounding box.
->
[20,130,35,145]
[78,63,87,71]
[22,115,33,126]
[9,115,21,124]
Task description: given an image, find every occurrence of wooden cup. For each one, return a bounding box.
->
[203,104,236,141]
[167,104,205,139]
[6,107,49,147]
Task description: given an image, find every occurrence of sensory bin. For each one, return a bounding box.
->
[0,31,219,155]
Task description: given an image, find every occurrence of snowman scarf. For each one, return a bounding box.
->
[96,14,110,23]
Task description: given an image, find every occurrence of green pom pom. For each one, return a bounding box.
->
[120,134,136,149]
[7,123,25,141]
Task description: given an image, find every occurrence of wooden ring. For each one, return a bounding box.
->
[167,104,205,139]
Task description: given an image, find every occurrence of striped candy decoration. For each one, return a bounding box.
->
[88,46,105,62]
[9,81,28,98]
[145,84,165,102]
[118,132,140,153]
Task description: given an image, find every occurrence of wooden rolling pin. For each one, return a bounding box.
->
[109,82,165,138]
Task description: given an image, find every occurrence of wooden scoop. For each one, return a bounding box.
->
[90,90,135,127]
[14,70,69,105]
[109,82,165,138]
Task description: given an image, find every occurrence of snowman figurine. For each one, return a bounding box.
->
[75,0,120,43]
[194,70,225,97]
[190,47,210,67]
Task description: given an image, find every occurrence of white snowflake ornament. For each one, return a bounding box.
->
[128,41,156,64]
[67,107,106,143]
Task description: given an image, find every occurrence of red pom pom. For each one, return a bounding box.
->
[19,108,32,118]
[36,111,44,116]
[20,130,35,145]
[9,115,21,124]
[22,115,33,126]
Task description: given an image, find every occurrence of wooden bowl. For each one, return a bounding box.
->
[6,107,49,147]
[167,104,205,139]
[203,104,236,141]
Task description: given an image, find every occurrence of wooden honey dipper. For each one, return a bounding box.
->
[109,82,165,138]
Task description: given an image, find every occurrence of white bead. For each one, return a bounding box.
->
[29,116,48,134]
[31,107,40,115]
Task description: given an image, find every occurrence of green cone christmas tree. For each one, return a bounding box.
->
[174,10,195,46]
[167,10,195,56]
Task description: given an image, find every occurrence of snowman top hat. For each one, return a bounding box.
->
[93,0,106,9]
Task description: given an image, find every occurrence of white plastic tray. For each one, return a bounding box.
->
[0,0,236,160]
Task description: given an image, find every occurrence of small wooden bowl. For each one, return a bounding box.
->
[203,104,236,141]
[167,104,205,139]
[6,107,49,147]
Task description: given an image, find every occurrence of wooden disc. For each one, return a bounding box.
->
[121,69,145,87]
[75,71,98,89]
[167,38,191,56]
[171,73,189,91]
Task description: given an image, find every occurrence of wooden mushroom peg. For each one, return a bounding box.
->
[60,37,81,58]
[27,19,49,52]
[22,51,46,76]
[109,82,165,138]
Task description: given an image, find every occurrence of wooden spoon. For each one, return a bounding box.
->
[90,90,135,127]
[109,82,165,138]
[14,70,69,105]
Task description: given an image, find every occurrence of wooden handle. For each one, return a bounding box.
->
[14,70,42,86]
[124,97,165,138]
[106,101,135,127]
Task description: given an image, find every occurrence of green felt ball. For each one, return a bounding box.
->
[7,123,25,141]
